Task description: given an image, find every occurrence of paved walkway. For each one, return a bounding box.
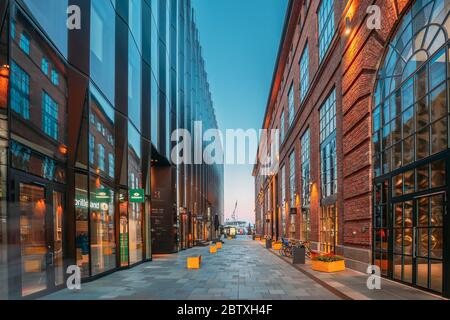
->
[42,237,339,300]
[271,247,443,300]
[42,237,443,300]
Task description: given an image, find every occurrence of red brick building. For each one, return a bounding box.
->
[254,0,450,297]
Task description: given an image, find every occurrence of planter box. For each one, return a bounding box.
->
[216,242,222,249]
[273,243,282,250]
[210,245,217,254]
[312,260,346,273]
[187,256,202,269]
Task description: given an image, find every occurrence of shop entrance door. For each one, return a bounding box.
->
[392,193,445,293]
[320,205,337,253]
[15,176,65,298]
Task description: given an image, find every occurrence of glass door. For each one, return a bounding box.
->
[18,180,65,297]
[392,193,444,293]
[415,193,444,293]
[19,183,48,297]
[320,205,337,253]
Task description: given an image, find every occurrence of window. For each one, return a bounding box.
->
[373,0,450,178]
[288,84,295,126]
[108,153,114,178]
[301,129,311,206]
[320,90,337,198]
[280,111,285,143]
[98,144,105,171]
[289,150,296,208]
[41,58,49,75]
[11,20,15,39]
[299,44,309,102]
[89,84,115,177]
[42,92,59,140]
[19,33,30,54]
[89,135,95,164]
[51,70,59,86]
[318,0,334,61]
[10,61,30,120]
[301,129,311,241]
[90,0,115,104]
[280,164,286,237]
[128,32,142,130]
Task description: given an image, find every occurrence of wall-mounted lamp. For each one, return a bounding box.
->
[345,17,352,36]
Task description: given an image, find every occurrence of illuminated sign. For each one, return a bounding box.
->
[129,189,145,203]
[95,189,111,202]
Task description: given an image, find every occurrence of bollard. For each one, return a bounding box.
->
[187,256,201,269]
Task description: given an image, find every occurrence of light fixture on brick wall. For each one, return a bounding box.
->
[345,16,352,35]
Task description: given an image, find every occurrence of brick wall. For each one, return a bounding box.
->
[255,0,415,267]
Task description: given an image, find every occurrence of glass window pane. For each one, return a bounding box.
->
[128,35,142,131]
[414,65,428,100]
[430,260,443,293]
[416,126,430,159]
[75,174,90,278]
[416,258,429,288]
[430,49,446,89]
[90,0,116,104]
[431,159,446,188]
[430,83,447,121]
[22,0,68,57]
[430,195,444,227]
[431,117,447,154]
[89,177,116,275]
[89,84,115,178]
[416,96,429,129]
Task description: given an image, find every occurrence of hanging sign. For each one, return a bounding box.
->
[129,189,145,203]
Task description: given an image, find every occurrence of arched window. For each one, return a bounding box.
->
[373,0,450,177]
[372,0,449,294]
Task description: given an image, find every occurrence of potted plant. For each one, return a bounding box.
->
[311,254,346,273]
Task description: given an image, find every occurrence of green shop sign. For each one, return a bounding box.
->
[129,189,145,203]
[96,189,111,202]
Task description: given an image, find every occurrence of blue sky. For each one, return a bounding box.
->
[192,0,288,223]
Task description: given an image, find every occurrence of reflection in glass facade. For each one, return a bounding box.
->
[90,0,115,105]
[373,0,449,294]
[0,0,223,298]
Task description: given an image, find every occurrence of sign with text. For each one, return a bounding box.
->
[130,189,145,203]
[95,189,111,202]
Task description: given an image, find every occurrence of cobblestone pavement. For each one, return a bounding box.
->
[42,237,340,300]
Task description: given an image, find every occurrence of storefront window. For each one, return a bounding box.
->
[75,173,89,278]
[89,177,116,275]
[89,84,115,180]
[90,0,115,105]
[128,123,143,264]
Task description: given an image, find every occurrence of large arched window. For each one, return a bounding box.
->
[373,0,450,177]
[372,0,449,294]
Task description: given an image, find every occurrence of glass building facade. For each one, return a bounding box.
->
[0,0,223,299]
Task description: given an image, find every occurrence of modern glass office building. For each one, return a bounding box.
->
[0,0,223,299]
